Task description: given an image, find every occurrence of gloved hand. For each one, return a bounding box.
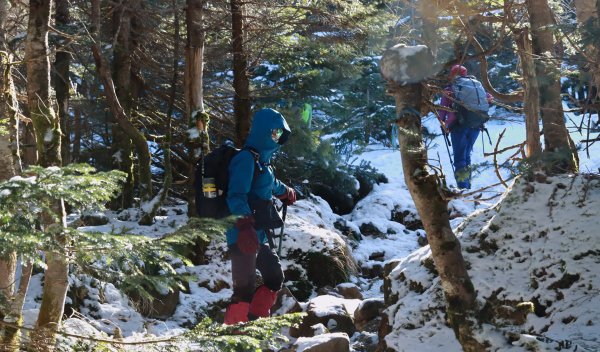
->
[235,216,258,254]
[276,186,297,206]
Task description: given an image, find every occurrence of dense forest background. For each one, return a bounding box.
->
[1,0,600,351]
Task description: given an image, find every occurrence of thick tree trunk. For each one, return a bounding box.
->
[0,253,16,314]
[185,0,208,217]
[381,45,485,352]
[26,0,62,167]
[91,0,152,205]
[93,45,152,203]
[2,263,33,350]
[53,0,70,164]
[231,0,252,147]
[110,0,136,208]
[526,0,578,173]
[515,27,543,158]
[26,2,68,349]
[0,47,20,346]
[33,204,68,351]
[573,0,600,101]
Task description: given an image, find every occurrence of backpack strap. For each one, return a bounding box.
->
[469,78,482,106]
[241,146,262,182]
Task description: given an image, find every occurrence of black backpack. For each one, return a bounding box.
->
[194,145,259,219]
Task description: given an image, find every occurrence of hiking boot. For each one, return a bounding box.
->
[224,302,250,325]
[248,285,278,319]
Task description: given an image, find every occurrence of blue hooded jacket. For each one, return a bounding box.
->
[225,108,291,245]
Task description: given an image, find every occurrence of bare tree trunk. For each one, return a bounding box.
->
[0,253,16,315]
[573,0,600,101]
[139,0,179,225]
[526,0,578,173]
[185,0,208,217]
[26,2,68,349]
[0,3,19,179]
[0,20,22,344]
[26,0,62,167]
[381,45,485,352]
[2,263,33,350]
[110,0,136,208]
[231,0,252,147]
[91,0,152,204]
[22,125,38,167]
[53,0,71,164]
[33,205,68,352]
[71,108,81,162]
[515,27,543,158]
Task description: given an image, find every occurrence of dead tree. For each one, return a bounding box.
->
[185,0,209,217]
[380,44,486,352]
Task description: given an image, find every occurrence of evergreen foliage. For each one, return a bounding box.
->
[0,164,126,263]
[55,314,304,352]
[74,218,233,302]
[0,164,233,306]
[182,314,304,352]
[272,107,381,200]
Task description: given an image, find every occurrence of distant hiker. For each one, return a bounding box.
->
[224,108,297,325]
[439,64,492,189]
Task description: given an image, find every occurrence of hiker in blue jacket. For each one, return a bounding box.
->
[224,108,297,325]
[439,65,492,189]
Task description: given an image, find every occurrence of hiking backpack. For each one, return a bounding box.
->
[452,76,490,128]
[194,145,259,219]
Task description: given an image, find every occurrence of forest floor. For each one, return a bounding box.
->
[17,104,600,351]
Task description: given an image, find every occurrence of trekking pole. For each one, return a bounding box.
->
[433,109,454,168]
[483,127,493,145]
[277,203,287,257]
[481,129,485,155]
[442,127,454,168]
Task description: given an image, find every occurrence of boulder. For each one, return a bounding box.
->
[128,287,180,320]
[382,259,401,306]
[80,211,109,226]
[361,263,383,279]
[291,295,360,338]
[310,184,355,215]
[272,286,303,316]
[335,283,363,300]
[368,251,385,261]
[334,219,362,242]
[351,331,379,352]
[304,251,351,288]
[290,333,350,352]
[390,206,423,231]
[354,298,385,331]
[359,222,386,238]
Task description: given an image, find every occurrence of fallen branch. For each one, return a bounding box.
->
[0,320,178,346]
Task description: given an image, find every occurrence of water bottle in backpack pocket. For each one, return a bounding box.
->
[194,144,260,219]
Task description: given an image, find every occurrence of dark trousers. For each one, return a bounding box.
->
[450,126,480,189]
[229,243,284,303]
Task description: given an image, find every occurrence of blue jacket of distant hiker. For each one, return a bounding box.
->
[225,108,291,246]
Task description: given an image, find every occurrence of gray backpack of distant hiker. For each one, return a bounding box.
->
[452,76,490,128]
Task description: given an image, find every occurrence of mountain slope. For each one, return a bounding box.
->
[384,173,600,351]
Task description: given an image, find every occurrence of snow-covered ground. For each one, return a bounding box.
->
[17,104,600,351]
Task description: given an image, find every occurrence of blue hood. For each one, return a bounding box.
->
[244,108,291,163]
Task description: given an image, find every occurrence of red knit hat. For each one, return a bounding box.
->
[450,64,467,78]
